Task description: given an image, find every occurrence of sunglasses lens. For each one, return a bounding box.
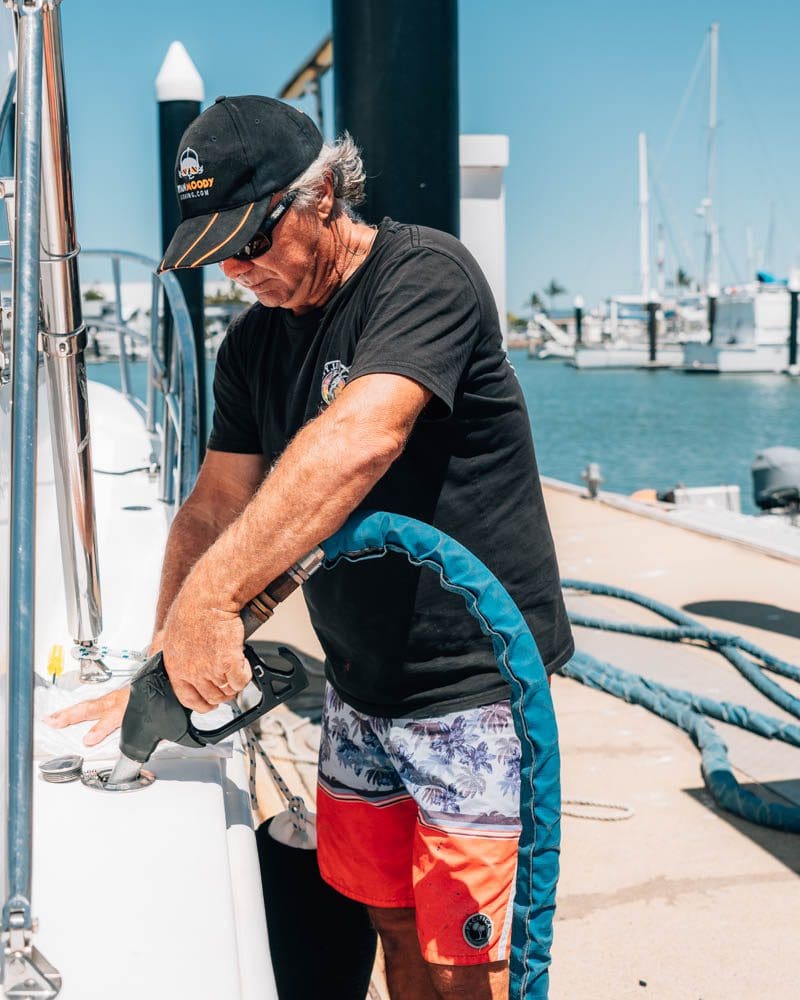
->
[231,193,295,262]
[236,232,271,261]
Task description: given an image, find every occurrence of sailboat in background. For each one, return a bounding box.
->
[572,132,687,369]
[680,24,800,374]
[547,21,799,375]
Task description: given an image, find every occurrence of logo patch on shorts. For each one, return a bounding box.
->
[462,913,493,949]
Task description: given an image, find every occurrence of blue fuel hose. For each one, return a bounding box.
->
[561,580,800,833]
[322,511,560,1000]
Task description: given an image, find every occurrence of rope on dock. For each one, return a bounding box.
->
[561,579,800,833]
[561,799,634,821]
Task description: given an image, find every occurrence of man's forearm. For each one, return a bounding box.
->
[152,499,236,635]
[185,388,420,614]
[209,426,395,607]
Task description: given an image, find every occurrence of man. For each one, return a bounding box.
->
[47,96,573,999]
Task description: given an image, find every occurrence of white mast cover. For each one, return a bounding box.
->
[155,41,204,104]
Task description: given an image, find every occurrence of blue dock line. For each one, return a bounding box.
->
[323,511,559,999]
[561,579,800,834]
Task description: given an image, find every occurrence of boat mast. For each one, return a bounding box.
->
[703,22,720,295]
[638,131,651,301]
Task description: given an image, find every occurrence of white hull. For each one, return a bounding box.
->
[530,342,574,361]
[683,284,796,373]
[1,377,278,999]
[683,341,790,374]
[572,344,684,369]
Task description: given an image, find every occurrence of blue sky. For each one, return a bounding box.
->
[57,1,800,311]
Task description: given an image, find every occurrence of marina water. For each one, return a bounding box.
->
[88,350,800,515]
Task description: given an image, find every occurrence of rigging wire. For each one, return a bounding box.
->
[719,48,800,241]
[653,32,709,184]
[720,228,743,284]
[650,172,698,279]
[93,465,151,476]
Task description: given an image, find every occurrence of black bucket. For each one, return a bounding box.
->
[256,817,378,999]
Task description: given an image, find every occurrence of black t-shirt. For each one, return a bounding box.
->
[208,219,574,717]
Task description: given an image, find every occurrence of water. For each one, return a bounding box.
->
[88,352,800,514]
[509,350,800,513]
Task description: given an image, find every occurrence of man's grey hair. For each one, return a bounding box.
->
[286,133,366,220]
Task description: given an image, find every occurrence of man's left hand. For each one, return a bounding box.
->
[160,579,251,713]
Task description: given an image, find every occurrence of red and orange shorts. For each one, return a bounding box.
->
[316,684,522,966]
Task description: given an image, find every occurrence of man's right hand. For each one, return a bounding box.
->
[43,685,130,746]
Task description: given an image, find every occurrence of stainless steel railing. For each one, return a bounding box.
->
[39,2,102,647]
[2,1,200,991]
[3,2,55,994]
[80,248,201,505]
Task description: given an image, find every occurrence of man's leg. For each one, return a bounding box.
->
[367,906,438,1000]
[316,690,522,999]
[426,959,509,999]
[367,905,510,1000]
[316,687,426,995]
[367,906,509,1000]
[381,699,522,999]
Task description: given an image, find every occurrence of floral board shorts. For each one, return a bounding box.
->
[316,683,523,966]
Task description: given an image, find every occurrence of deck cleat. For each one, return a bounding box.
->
[78,658,112,684]
[74,642,113,684]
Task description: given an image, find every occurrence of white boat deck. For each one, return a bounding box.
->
[23,380,276,999]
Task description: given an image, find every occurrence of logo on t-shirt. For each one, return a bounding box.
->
[320,360,350,408]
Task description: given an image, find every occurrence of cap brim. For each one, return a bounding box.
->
[157,194,275,273]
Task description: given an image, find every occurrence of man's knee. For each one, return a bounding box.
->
[426,959,509,1000]
[367,905,418,952]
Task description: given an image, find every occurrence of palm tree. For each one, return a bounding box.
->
[676,268,692,290]
[506,311,528,333]
[544,279,566,312]
[205,279,247,305]
[526,292,544,314]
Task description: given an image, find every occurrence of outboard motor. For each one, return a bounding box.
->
[751,446,800,511]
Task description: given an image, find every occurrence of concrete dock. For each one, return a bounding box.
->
[255,482,800,999]
[546,482,800,1000]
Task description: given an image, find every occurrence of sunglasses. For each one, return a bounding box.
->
[232,190,297,261]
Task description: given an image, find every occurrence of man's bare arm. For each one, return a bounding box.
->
[152,449,267,636]
[46,372,432,724]
[182,372,432,615]
[44,451,268,741]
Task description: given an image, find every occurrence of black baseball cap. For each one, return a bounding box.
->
[158,95,323,272]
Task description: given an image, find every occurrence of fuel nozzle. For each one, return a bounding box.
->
[92,549,324,792]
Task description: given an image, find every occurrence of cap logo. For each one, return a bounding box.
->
[178,147,204,178]
[176,146,215,202]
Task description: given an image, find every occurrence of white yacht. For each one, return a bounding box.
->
[0,5,278,997]
[683,282,795,374]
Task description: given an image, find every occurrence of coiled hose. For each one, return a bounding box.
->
[561,580,800,833]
